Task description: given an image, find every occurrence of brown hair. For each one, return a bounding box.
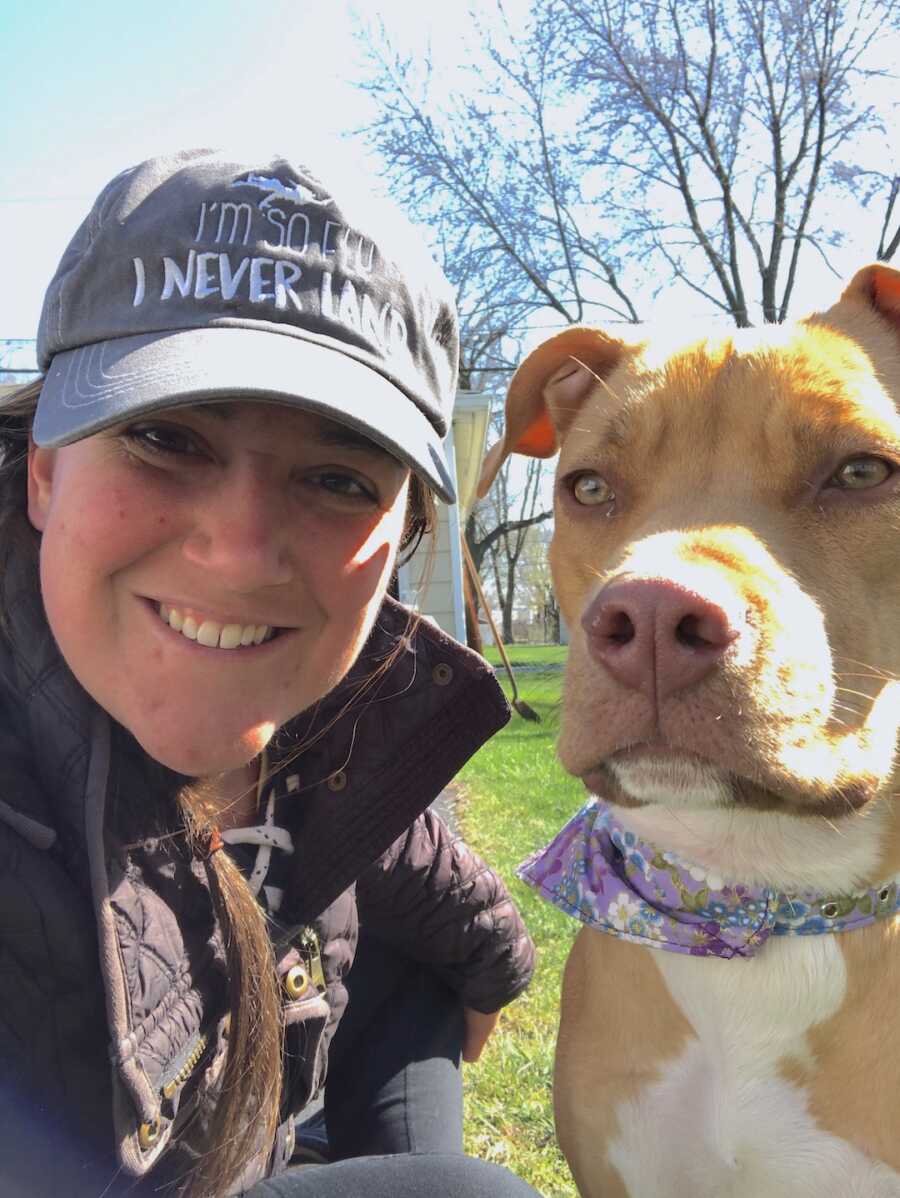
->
[0,379,434,1196]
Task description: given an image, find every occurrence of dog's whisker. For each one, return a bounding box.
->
[834,680,891,699]
[567,355,621,404]
[833,664,895,676]
[831,697,863,713]
[833,687,883,703]
[833,657,898,682]
[818,814,846,837]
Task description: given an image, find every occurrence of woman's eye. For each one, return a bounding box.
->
[121,424,203,459]
[571,472,615,506]
[829,456,893,490]
[313,472,377,503]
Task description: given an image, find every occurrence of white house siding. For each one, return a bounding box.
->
[397,391,490,646]
[398,497,463,641]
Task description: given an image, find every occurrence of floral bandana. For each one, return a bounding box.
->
[517,798,900,959]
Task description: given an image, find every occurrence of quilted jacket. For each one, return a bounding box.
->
[0,554,534,1196]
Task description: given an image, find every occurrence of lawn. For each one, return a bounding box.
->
[481,643,568,670]
[455,654,584,1198]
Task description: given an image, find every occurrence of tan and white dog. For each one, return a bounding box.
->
[480,265,900,1198]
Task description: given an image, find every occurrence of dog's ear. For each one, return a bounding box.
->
[839,264,900,330]
[477,327,627,497]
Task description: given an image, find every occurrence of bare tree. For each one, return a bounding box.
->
[876,176,900,262]
[519,522,560,642]
[357,0,897,329]
[468,452,552,643]
[558,0,897,325]
[356,13,642,331]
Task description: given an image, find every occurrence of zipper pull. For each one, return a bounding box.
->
[297,926,326,994]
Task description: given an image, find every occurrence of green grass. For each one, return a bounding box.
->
[481,643,568,669]
[455,664,583,1197]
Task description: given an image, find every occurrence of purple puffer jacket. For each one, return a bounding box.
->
[0,564,534,1197]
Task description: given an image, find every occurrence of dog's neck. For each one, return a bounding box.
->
[518,796,900,961]
[615,798,893,894]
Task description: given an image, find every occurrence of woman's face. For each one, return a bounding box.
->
[27,401,411,777]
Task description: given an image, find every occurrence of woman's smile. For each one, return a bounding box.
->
[147,597,289,650]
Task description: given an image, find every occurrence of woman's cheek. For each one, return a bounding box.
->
[331,503,408,591]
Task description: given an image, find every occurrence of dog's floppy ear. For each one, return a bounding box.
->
[477,327,627,497]
[839,263,900,330]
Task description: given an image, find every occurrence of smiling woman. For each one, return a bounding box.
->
[0,150,539,1198]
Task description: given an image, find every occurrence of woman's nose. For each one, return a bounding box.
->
[180,467,294,590]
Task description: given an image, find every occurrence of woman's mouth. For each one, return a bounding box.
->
[155,602,281,649]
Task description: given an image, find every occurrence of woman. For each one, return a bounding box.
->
[0,150,538,1197]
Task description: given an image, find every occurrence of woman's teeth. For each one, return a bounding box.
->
[157,604,275,649]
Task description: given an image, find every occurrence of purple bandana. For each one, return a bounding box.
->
[517,798,900,959]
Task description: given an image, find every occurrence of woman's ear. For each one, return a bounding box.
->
[26,441,56,532]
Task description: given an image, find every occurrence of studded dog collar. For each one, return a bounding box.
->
[517,798,900,959]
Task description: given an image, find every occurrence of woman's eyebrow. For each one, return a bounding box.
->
[189,404,395,460]
[191,401,237,421]
[312,421,392,457]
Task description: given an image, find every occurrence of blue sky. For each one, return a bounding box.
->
[2,0,898,343]
[2,0,460,338]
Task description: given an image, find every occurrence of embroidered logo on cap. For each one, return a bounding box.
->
[128,170,415,363]
[233,172,333,208]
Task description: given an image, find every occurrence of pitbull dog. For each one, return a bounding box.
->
[480,265,900,1197]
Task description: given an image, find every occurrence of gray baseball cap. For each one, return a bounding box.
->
[35,149,459,502]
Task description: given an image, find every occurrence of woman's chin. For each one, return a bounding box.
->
[129,720,279,779]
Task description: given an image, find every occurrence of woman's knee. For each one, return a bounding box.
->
[248,1153,543,1198]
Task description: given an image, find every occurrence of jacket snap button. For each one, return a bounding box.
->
[327,770,347,792]
[139,1117,161,1150]
[284,964,310,1001]
[432,663,453,686]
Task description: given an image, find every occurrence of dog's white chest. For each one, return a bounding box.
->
[608,937,900,1198]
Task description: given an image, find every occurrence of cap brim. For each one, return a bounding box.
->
[35,327,456,503]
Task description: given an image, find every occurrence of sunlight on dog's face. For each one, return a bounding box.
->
[550,320,900,817]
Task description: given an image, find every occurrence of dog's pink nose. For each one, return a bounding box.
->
[583,579,737,700]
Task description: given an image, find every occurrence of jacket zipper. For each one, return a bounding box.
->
[162,1033,208,1100]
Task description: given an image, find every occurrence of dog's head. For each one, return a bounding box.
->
[481,265,900,830]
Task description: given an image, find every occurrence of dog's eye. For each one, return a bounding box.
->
[572,473,615,506]
[830,456,893,490]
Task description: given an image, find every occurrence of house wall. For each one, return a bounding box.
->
[398,501,459,638]
[396,391,490,645]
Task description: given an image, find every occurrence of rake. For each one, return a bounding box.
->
[460,535,541,723]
